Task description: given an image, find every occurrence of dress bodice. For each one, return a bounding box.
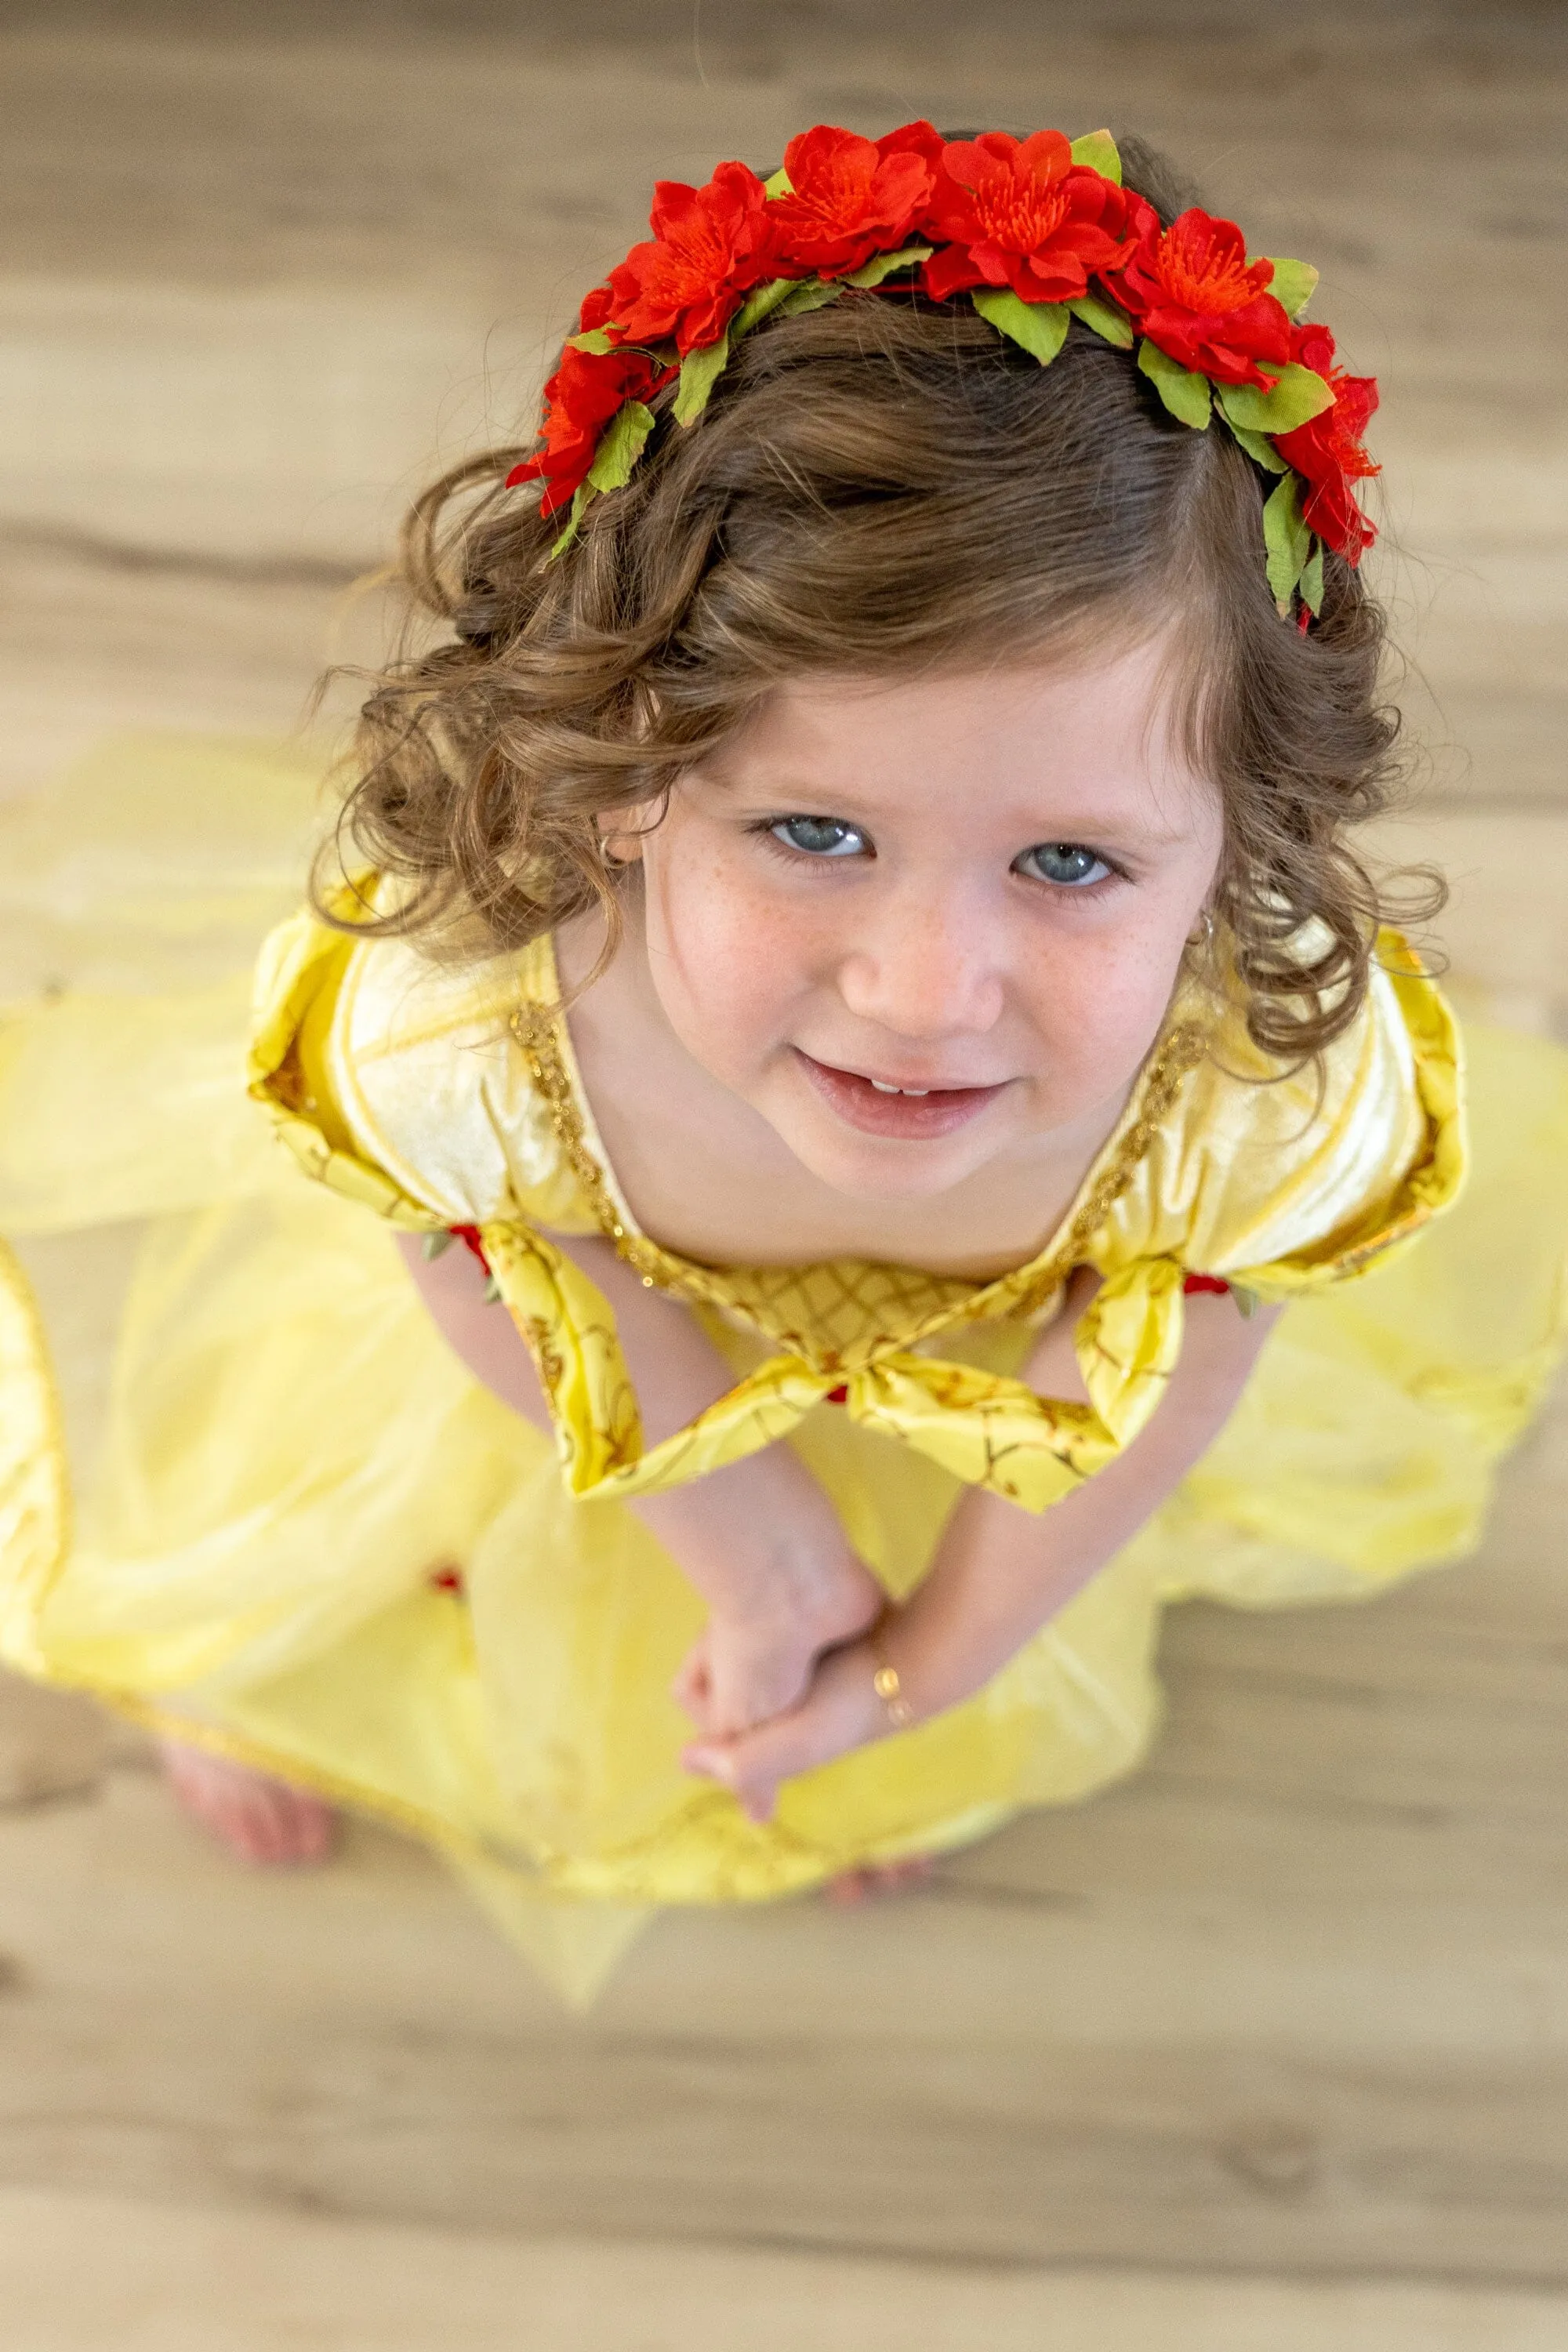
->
[249,892,1463,1512]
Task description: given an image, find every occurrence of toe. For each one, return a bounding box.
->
[159,1740,337,1867]
[285,1794,337,1864]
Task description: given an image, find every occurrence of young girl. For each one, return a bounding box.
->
[4,122,1566,2001]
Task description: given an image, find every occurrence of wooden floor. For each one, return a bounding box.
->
[2,5,1567,2343]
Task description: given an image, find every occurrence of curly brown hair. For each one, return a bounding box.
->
[326,136,1429,1064]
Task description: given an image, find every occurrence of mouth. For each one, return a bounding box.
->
[793,1048,1010,1140]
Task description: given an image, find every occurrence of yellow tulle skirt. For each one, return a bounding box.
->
[4,738,1567,2002]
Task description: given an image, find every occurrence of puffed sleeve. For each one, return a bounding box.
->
[1097,930,1464,1298]
[1053,935,1464,1463]
[247,890,597,1234]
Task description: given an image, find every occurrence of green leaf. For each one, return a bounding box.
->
[669,277,848,430]
[1218,364,1334,436]
[587,398,656,488]
[550,412,649,554]
[549,481,596,559]
[763,165,792,198]
[673,336,730,427]
[728,273,843,345]
[1138,338,1212,428]
[1262,472,1311,612]
[421,1230,456,1261]
[842,242,933,289]
[972,288,1071,366]
[1069,128,1122,183]
[1066,292,1134,348]
[1222,419,1289,473]
[1263,256,1319,320]
[1299,541,1325,616]
[567,328,617,355]
[730,278,801,339]
[776,277,844,317]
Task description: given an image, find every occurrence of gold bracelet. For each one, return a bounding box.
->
[869,1635,915,1733]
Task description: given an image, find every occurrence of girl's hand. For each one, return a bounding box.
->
[670,1549,884,1737]
[682,1635,893,1822]
[682,1282,1284,1823]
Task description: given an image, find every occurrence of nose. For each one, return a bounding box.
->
[834,887,1006,1043]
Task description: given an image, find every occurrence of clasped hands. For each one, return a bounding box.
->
[675,1548,906,1824]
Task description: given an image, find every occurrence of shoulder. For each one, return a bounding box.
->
[1105,931,1464,1291]
[249,884,593,1229]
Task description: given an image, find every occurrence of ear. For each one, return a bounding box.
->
[597,815,646,867]
[599,822,644,868]
[598,792,665,868]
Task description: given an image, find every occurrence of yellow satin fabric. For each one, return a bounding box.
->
[248,895,1465,1515]
[0,1240,68,1677]
[3,739,1564,2005]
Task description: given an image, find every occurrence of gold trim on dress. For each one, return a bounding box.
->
[510,992,1210,1343]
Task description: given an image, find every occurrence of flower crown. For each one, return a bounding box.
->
[508,122,1378,620]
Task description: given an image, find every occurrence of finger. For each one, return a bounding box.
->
[670,1659,706,1715]
[682,1740,781,1824]
[698,1645,890,1813]
[670,1637,714,1722]
[684,1705,829,1824]
[707,1656,814,1740]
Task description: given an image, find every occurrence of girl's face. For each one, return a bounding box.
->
[616,637,1225,1201]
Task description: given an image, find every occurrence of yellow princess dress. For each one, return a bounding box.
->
[3,736,1567,2002]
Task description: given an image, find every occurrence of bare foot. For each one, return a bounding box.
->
[158,1737,337,1866]
[825,1855,935,1907]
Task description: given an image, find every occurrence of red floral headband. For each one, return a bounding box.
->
[508,122,1378,620]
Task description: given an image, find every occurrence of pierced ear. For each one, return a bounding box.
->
[599,789,668,868]
[598,821,645,868]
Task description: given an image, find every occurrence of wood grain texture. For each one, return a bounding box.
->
[6,2189,1568,2352]
[1,2,1566,2337]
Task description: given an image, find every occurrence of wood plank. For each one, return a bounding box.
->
[3,1715,1568,2280]
[5,2186,1566,2352]
[1,6,1564,800]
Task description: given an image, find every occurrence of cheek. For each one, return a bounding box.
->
[643,843,823,1063]
[1015,896,1199,1084]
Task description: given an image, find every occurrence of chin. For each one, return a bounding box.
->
[767,1112,999,1204]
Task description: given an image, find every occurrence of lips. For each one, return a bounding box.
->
[794,1048,1008,1140]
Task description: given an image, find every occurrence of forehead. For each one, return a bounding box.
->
[699,635,1215,833]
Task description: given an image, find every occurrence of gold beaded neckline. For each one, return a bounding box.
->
[509,942,1207,1367]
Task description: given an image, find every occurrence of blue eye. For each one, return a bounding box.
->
[1015,841,1111,888]
[771,816,867,858]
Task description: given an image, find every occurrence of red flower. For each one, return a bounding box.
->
[1272,321,1380,563]
[506,343,670,516]
[1106,206,1290,389]
[577,283,619,336]
[765,119,941,278]
[921,129,1139,305]
[604,159,774,354]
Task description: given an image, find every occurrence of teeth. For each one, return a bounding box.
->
[868,1080,931,1096]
